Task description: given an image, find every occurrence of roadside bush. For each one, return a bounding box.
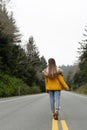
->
[0,72,31,97]
[30,85,41,94]
[75,84,87,95]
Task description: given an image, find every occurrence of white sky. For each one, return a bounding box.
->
[8,0,87,66]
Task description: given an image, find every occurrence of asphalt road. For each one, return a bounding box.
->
[0,91,87,130]
[60,91,87,130]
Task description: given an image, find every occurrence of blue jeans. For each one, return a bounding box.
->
[49,90,61,113]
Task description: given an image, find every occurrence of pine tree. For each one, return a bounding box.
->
[0,4,21,72]
[77,24,87,84]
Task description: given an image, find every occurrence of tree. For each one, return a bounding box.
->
[78,24,87,84]
[69,24,87,88]
[0,0,47,95]
[24,36,40,86]
[0,4,21,72]
[26,36,40,67]
[39,56,47,91]
[25,36,47,89]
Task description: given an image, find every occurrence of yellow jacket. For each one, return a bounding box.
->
[45,74,69,91]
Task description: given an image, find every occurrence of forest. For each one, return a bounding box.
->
[0,0,87,97]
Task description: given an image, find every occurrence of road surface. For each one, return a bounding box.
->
[0,91,87,130]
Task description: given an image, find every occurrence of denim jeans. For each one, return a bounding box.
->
[49,90,61,113]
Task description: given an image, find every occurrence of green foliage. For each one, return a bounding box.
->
[77,25,87,85]
[66,24,87,93]
[0,71,31,97]
[0,71,42,97]
[25,36,47,88]
[0,5,21,72]
[75,84,87,94]
[30,85,41,94]
[0,4,47,97]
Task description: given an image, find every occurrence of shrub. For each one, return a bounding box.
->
[0,72,31,97]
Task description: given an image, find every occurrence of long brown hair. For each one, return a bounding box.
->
[48,58,58,78]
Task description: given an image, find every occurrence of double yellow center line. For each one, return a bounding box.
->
[52,119,68,130]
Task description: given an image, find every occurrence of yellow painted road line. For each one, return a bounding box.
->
[52,118,58,130]
[61,120,68,130]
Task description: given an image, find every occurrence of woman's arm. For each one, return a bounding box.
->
[58,74,70,90]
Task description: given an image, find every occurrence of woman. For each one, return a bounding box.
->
[42,58,69,120]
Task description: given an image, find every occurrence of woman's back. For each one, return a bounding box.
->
[45,74,69,91]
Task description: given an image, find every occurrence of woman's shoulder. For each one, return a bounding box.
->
[56,67,63,73]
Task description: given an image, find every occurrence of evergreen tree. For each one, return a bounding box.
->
[0,4,21,72]
[78,24,87,84]
[25,36,47,89]
[25,36,41,86]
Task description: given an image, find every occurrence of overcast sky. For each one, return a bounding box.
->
[8,0,87,66]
